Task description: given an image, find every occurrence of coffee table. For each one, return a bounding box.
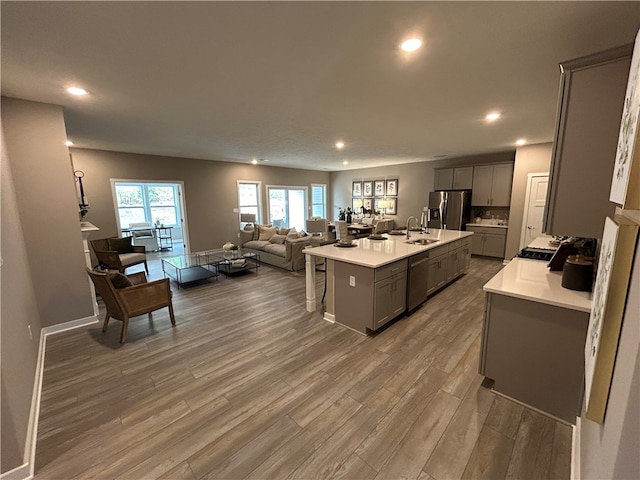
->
[161,253,219,287]
[199,249,260,275]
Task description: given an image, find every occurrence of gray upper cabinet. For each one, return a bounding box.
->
[434,168,454,190]
[471,164,513,206]
[453,167,474,190]
[434,166,473,190]
[544,44,632,239]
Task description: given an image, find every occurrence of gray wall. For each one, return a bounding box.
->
[0,128,43,473]
[329,151,516,225]
[70,148,331,253]
[2,98,94,327]
[1,97,94,473]
[504,143,553,259]
[580,234,639,479]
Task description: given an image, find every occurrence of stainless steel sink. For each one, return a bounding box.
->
[405,239,439,245]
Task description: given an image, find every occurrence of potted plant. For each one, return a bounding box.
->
[346,207,353,224]
[338,208,346,221]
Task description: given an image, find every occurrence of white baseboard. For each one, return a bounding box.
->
[323,312,335,323]
[1,314,98,480]
[572,416,581,480]
[0,463,30,480]
[42,314,98,335]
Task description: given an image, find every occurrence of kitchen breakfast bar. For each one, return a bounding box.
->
[304,229,474,335]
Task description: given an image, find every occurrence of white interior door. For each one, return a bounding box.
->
[520,173,549,249]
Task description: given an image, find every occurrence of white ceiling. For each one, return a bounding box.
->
[2,2,639,171]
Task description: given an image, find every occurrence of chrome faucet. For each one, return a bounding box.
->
[406,216,418,240]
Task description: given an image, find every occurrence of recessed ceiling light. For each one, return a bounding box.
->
[335,142,345,149]
[485,112,501,122]
[401,38,422,52]
[251,159,258,165]
[66,86,88,96]
[342,160,349,166]
[65,140,73,146]
[516,138,526,146]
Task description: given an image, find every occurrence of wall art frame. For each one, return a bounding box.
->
[585,215,639,423]
[363,181,373,197]
[352,181,362,197]
[386,179,398,197]
[375,197,397,215]
[610,29,640,209]
[374,180,385,197]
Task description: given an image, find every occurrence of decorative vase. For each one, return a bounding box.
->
[346,214,352,224]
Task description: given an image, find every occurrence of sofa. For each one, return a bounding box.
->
[237,225,312,271]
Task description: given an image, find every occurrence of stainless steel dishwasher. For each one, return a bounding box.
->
[407,250,430,312]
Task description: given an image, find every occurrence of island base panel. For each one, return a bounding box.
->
[482,293,588,423]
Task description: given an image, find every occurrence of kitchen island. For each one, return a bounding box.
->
[479,254,592,423]
[304,229,473,334]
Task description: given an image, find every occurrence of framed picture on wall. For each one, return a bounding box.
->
[610,29,640,209]
[374,180,385,197]
[375,197,397,215]
[352,181,362,197]
[584,215,639,423]
[363,198,373,210]
[386,179,398,196]
[363,181,373,197]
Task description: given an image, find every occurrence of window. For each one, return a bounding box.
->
[311,184,326,218]
[114,182,180,228]
[267,186,307,231]
[237,181,261,226]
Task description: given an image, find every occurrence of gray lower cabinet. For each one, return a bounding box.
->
[334,238,471,334]
[467,226,506,258]
[479,292,589,423]
[373,271,407,329]
[334,259,407,334]
[427,250,448,295]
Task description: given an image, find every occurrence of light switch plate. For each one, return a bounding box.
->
[349,275,356,287]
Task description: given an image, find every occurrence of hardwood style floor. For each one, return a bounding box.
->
[34,255,572,480]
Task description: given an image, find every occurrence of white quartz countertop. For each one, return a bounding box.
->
[483,257,592,312]
[305,229,473,268]
[466,223,509,229]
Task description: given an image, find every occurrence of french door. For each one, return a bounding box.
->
[266,186,307,231]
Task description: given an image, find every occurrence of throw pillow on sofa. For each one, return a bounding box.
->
[238,229,253,246]
[258,226,278,241]
[269,234,286,244]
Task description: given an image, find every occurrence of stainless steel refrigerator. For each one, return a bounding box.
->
[427,190,472,230]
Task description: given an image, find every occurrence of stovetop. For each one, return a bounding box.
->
[517,247,555,262]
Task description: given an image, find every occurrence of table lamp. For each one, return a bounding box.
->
[240,213,256,229]
[377,199,391,218]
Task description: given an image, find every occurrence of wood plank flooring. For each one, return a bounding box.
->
[34,255,572,479]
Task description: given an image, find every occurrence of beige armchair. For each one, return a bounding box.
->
[90,237,148,274]
[129,222,159,252]
[87,269,175,343]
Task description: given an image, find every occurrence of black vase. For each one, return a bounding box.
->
[346,214,352,224]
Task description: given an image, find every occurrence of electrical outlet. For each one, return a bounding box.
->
[237,232,240,238]
[233,208,239,213]
[349,275,356,287]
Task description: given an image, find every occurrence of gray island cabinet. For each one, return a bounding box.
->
[479,258,592,423]
[304,229,473,335]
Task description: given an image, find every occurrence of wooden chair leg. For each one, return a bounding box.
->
[168,302,176,326]
[102,315,111,333]
[120,317,129,343]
